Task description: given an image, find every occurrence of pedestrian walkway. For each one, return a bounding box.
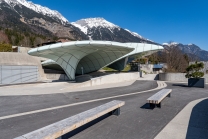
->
[155,97,208,139]
[1,82,208,139]
[0,73,161,96]
[0,80,136,96]
[138,74,158,80]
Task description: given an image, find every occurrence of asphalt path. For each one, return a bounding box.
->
[0,80,157,117]
[0,81,208,139]
[69,83,208,139]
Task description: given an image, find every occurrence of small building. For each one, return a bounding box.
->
[141,63,164,74]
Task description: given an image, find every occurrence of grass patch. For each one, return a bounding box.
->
[102,64,131,72]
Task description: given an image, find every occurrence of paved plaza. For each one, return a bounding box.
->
[0,80,207,139]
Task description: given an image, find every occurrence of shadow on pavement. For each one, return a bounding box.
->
[172,84,189,87]
[186,99,208,139]
[140,103,154,110]
[61,113,111,139]
[154,74,159,80]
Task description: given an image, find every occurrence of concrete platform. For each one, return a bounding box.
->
[0,81,208,139]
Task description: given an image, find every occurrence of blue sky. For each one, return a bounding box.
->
[32,0,208,50]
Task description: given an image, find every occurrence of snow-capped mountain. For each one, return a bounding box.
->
[124,29,143,39]
[162,42,179,46]
[0,0,88,46]
[72,18,119,34]
[72,18,156,44]
[163,42,208,61]
[0,0,68,24]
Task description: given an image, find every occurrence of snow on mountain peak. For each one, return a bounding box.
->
[72,18,119,28]
[171,42,179,45]
[124,29,154,42]
[71,17,119,34]
[125,29,143,39]
[1,0,68,24]
[162,43,169,45]
[163,42,179,46]
[71,17,154,42]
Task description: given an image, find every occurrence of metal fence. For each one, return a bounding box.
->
[0,65,39,85]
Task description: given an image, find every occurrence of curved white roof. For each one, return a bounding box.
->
[28,41,163,80]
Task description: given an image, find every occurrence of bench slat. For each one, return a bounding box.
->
[15,100,125,139]
[147,89,172,104]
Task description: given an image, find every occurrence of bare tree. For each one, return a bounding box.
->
[161,46,189,73]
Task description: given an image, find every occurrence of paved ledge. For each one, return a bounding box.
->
[155,97,208,139]
[0,80,136,96]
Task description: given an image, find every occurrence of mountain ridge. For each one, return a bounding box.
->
[72,17,156,44]
[0,0,68,24]
[163,42,208,61]
[0,0,88,46]
[0,0,207,61]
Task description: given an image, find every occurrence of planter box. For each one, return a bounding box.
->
[188,78,205,88]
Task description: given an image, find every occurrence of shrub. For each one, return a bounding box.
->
[0,42,12,52]
[185,62,204,78]
[142,70,148,74]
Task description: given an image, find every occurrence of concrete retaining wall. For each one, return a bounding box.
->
[0,52,46,80]
[142,74,159,80]
[74,72,140,88]
[45,74,69,81]
[159,73,208,83]
[0,65,39,85]
[203,75,208,83]
[75,75,92,82]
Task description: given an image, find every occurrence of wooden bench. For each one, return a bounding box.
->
[147,89,172,108]
[14,100,125,139]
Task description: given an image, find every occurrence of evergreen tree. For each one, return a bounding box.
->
[185,62,204,78]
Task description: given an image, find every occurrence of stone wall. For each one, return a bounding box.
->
[45,73,69,81]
